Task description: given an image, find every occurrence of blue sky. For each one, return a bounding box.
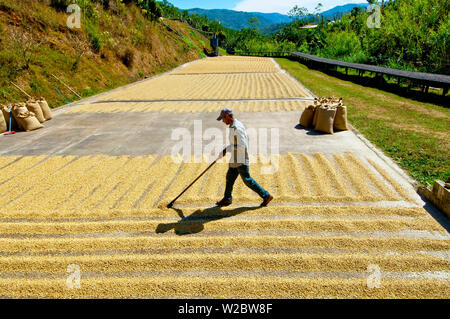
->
[168,1,369,14]
[168,0,241,10]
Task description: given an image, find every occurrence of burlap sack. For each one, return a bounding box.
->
[329,97,342,104]
[315,106,337,134]
[334,104,348,131]
[312,104,321,127]
[37,97,52,120]
[1,105,19,131]
[15,110,44,132]
[299,105,315,128]
[26,99,46,123]
[12,103,29,131]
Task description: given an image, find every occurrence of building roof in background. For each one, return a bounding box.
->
[300,24,318,29]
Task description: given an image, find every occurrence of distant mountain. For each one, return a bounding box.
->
[320,3,370,20]
[187,4,371,33]
[259,23,287,35]
[187,8,291,30]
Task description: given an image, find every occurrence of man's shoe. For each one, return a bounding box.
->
[260,194,273,207]
[216,198,232,207]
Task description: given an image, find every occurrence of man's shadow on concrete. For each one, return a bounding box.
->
[156,206,261,235]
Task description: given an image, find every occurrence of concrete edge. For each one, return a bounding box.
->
[271,58,317,99]
[348,124,419,189]
[342,124,450,229]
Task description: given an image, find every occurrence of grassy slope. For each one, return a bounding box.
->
[276,58,450,186]
[0,0,211,108]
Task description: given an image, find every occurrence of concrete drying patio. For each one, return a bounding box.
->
[0,56,448,298]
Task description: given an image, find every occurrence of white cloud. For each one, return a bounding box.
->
[232,0,361,14]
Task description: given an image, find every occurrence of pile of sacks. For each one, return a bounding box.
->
[1,97,52,134]
[299,97,348,134]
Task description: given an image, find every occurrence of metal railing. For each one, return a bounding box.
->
[237,51,450,95]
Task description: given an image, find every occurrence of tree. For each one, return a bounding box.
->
[288,5,308,21]
[50,0,72,11]
[68,32,90,70]
[148,0,162,20]
[314,3,323,13]
[180,10,189,22]
[7,27,42,70]
[248,17,260,29]
[217,30,226,43]
[350,6,362,18]
[314,3,323,20]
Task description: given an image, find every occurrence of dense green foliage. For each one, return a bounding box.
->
[237,0,449,74]
[50,0,449,74]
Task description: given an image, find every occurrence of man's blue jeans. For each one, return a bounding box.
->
[224,165,269,202]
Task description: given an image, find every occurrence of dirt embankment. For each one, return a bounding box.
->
[0,0,211,108]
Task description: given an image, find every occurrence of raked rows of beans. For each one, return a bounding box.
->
[65,100,311,114]
[0,153,420,211]
[0,56,447,298]
[0,153,448,298]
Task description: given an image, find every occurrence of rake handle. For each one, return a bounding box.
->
[167,149,226,208]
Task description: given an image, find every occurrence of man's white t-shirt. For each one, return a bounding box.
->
[226,119,249,168]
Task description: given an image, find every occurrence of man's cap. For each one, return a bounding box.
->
[216,108,233,121]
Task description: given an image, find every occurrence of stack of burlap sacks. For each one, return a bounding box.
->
[1,98,52,134]
[299,97,348,134]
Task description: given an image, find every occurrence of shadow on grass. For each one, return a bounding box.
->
[156,205,261,235]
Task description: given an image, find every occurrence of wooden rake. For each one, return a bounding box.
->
[167,148,226,208]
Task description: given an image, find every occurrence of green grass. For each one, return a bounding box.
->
[182,36,206,58]
[276,58,450,186]
[218,47,228,56]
